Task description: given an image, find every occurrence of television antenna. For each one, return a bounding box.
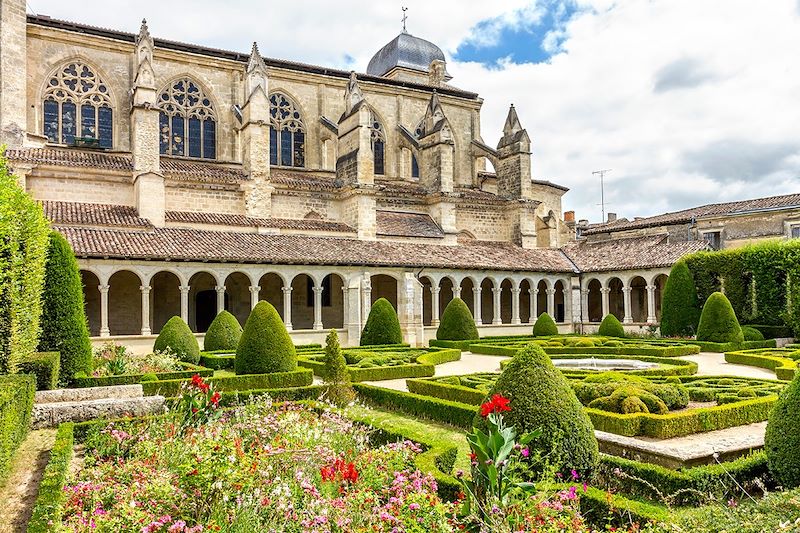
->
[592,169,612,221]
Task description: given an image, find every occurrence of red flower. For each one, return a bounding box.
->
[480,394,512,417]
[343,462,358,483]
[190,374,210,393]
[320,466,336,481]
[210,391,221,407]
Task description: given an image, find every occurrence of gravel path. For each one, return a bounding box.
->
[679,352,778,380]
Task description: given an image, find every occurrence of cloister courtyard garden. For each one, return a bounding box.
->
[3,161,800,533]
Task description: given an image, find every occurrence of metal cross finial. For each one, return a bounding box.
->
[401,7,408,32]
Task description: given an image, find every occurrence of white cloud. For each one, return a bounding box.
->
[27,0,800,222]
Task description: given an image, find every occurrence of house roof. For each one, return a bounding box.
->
[561,234,708,272]
[582,193,800,235]
[41,200,152,228]
[376,211,444,238]
[165,210,355,233]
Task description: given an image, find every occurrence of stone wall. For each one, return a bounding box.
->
[27,174,134,205]
[164,184,244,214]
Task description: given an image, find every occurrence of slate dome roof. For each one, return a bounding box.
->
[367,32,450,78]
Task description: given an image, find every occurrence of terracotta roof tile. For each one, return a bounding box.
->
[160,157,249,184]
[42,201,151,228]
[165,210,354,233]
[562,235,708,272]
[269,170,340,191]
[376,211,444,238]
[56,225,575,272]
[583,193,800,235]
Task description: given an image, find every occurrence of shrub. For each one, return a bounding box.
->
[765,371,800,488]
[37,231,92,384]
[474,343,599,475]
[360,298,403,346]
[153,316,200,364]
[203,310,242,351]
[436,298,478,341]
[532,313,559,336]
[659,261,700,337]
[696,292,744,343]
[741,326,765,341]
[323,329,355,406]
[18,351,60,390]
[26,422,73,533]
[598,314,626,338]
[0,156,49,373]
[236,301,297,374]
[0,375,35,483]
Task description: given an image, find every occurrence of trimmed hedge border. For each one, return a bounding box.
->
[18,351,60,390]
[725,349,798,380]
[26,422,74,533]
[0,374,35,484]
[74,362,213,387]
[142,368,314,397]
[162,384,328,408]
[354,383,475,429]
[407,377,487,405]
[468,342,701,359]
[199,352,235,370]
[298,347,461,382]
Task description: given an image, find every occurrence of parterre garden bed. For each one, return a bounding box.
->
[724,347,800,380]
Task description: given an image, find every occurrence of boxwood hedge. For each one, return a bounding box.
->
[18,351,60,390]
[141,368,313,397]
[73,362,213,387]
[0,374,35,484]
[724,348,798,380]
[26,422,74,533]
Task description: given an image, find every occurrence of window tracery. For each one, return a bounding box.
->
[269,92,305,167]
[370,113,385,175]
[158,78,216,159]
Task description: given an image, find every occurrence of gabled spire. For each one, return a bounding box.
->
[421,89,446,137]
[133,18,155,91]
[503,104,523,137]
[344,71,364,115]
[244,41,268,99]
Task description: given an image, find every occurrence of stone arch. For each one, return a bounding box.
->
[480,278,494,324]
[268,89,307,168]
[500,278,514,324]
[629,276,648,323]
[108,269,142,335]
[460,277,476,318]
[224,272,252,326]
[457,230,476,244]
[519,278,532,323]
[367,105,392,176]
[80,270,101,336]
[536,280,549,317]
[653,274,669,322]
[438,276,456,321]
[290,273,316,330]
[370,274,398,310]
[321,273,345,329]
[420,275,435,326]
[156,74,219,159]
[587,278,603,322]
[151,270,181,334]
[258,272,285,320]
[553,279,566,322]
[188,271,219,333]
[608,277,625,321]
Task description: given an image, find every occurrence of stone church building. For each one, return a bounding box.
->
[0,4,708,349]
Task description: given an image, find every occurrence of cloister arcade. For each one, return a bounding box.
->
[579,272,669,325]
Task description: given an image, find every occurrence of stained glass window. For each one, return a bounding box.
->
[370,113,385,175]
[157,78,216,159]
[43,62,113,147]
[269,92,305,167]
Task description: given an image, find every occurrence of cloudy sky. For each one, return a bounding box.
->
[28,0,800,223]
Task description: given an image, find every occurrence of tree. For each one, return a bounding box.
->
[154,316,200,364]
[474,343,599,476]
[203,310,242,351]
[532,313,559,336]
[235,301,297,374]
[695,292,744,343]
[765,371,800,488]
[598,314,626,338]
[660,261,700,337]
[323,329,355,406]
[436,298,479,341]
[360,298,403,346]
[37,231,92,385]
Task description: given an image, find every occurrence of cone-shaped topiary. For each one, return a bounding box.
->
[532,313,559,336]
[323,329,355,406]
[436,298,479,341]
[765,371,800,488]
[235,301,297,374]
[696,292,744,343]
[203,310,242,351]
[360,298,403,346]
[474,343,599,475]
[37,231,91,385]
[598,314,626,338]
[154,316,200,364]
[659,261,700,337]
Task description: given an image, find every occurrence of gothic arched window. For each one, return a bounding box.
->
[158,78,216,159]
[370,113,385,175]
[43,62,113,148]
[269,93,305,167]
[411,154,420,179]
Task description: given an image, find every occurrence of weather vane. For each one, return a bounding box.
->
[402,7,408,32]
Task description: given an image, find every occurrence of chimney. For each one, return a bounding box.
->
[577,219,589,227]
[607,212,617,223]
[564,210,575,222]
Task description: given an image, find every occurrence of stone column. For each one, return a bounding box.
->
[646,284,657,323]
[215,285,226,315]
[282,286,293,330]
[492,287,502,325]
[431,286,441,326]
[546,288,556,319]
[531,288,538,320]
[140,285,152,336]
[472,287,483,325]
[601,287,611,318]
[623,286,633,324]
[453,286,462,300]
[346,279,362,346]
[179,285,190,325]
[362,277,372,319]
[249,285,260,310]
[313,286,324,330]
[342,286,349,330]
[99,284,110,337]
[581,289,590,322]
[511,288,521,324]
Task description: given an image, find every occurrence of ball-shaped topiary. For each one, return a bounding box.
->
[660,261,700,337]
[765,371,800,488]
[696,292,744,343]
[203,310,243,351]
[153,316,200,364]
[436,298,479,341]
[235,301,297,374]
[598,314,626,338]
[360,298,403,346]
[741,326,765,341]
[474,343,599,475]
[532,313,559,336]
[37,231,92,385]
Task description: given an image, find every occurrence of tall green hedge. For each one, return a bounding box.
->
[0,374,35,483]
[696,292,744,344]
[153,316,200,364]
[361,298,403,346]
[436,298,479,341]
[532,312,559,336]
[0,156,50,373]
[659,261,700,337]
[765,371,800,488]
[36,231,91,385]
[203,310,242,351]
[235,301,297,374]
